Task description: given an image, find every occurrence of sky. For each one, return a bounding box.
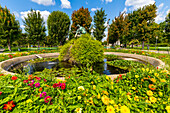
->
[0,0,170,41]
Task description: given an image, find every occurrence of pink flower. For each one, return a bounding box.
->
[35,83,40,88]
[0,91,2,95]
[44,96,52,103]
[43,79,47,82]
[40,92,47,98]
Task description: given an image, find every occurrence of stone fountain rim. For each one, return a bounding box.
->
[0,52,166,80]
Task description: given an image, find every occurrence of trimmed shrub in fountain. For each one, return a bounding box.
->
[59,34,104,65]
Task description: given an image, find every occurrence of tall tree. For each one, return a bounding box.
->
[23,9,46,48]
[165,11,170,43]
[71,7,92,36]
[108,12,130,46]
[0,5,21,51]
[47,11,70,45]
[127,3,157,49]
[93,8,107,41]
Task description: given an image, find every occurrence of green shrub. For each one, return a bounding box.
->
[59,34,104,65]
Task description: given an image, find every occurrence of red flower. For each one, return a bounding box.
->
[119,74,122,78]
[0,91,2,95]
[44,96,52,103]
[23,80,28,83]
[4,101,15,111]
[11,76,17,80]
[61,83,66,90]
[116,79,119,83]
[0,74,4,76]
[127,92,131,95]
[157,67,158,69]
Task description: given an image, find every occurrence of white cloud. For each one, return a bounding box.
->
[122,7,127,13]
[125,0,155,11]
[91,8,100,12]
[102,0,112,4]
[13,11,19,18]
[20,10,50,23]
[167,9,170,15]
[60,0,71,9]
[31,0,55,6]
[158,3,164,9]
[86,1,88,5]
[20,25,25,28]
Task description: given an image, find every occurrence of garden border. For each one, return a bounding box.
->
[0,52,165,80]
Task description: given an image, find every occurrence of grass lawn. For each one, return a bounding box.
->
[126,46,170,51]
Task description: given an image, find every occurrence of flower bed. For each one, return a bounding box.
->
[0,67,169,112]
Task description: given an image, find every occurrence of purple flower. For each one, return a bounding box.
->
[35,83,40,88]
[31,80,34,83]
[40,92,47,98]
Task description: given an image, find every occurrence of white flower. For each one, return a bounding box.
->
[78,86,84,91]
[75,108,82,113]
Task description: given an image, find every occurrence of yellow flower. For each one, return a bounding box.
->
[78,96,81,100]
[78,86,84,91]
[146,68,149,72]
[134,96,139,101]
[101,95,110,105]
[91,81,94,84]
[75,108,82,113]
[111,86,114,90]
[114,105,119,110]
[142,68,145,72]
[158,92,163,97]
[89,97,93,104]
[102,91,109,95]
[165,106,170,113]
[132,87,136,90]
[97,93,101,99]
[111,82,114,84]
[151,78,156,83]
[106,105,115,113]
[26,99,33,103]
[110,100,115,104]
[154,73,159,77]
[106,76,111,80]
[149,97,157,103]
[120,105,130,113]
[160,79,166,82]
[93,85,96,90]
[145,100,151,104]
[135,75,139,78]
[127,95,132,100]
[147,90,153,96]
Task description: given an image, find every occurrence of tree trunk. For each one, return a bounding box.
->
[38,41,40,50]
[124,43,127,48]
[142,41,144,49]
[132,43,134,48]
[7,38,11,51]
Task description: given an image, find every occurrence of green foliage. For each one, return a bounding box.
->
[93,8,107,41]
[71,7,92,34]
[165,11,170,43]
[47,11,70,45]
[0,5,21,51]
[109,12,130,45]
[23,9,46,46]
[59,34,104,65]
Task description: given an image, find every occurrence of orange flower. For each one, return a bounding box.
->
[3,101,15,111]
[39,87,42,92]
[28,74,33,80]
[144,77,148,80]
[149,84,156,90]
[151,78,156,83]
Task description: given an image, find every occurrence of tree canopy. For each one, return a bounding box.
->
[93,8,107,41]
[23,9,46,47]
[0,5,21,51]
[47,11,70,45]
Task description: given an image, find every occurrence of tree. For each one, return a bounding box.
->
[127,3,157,49]
[108,12,130,46]
[23,9,46,48]
[71,7,92,35]
[0,5,21,51]
[47,11,70,45]
[165,11,170,43]
[93,8,107,41]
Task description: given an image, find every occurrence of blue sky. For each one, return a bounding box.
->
[0,0,170,41]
